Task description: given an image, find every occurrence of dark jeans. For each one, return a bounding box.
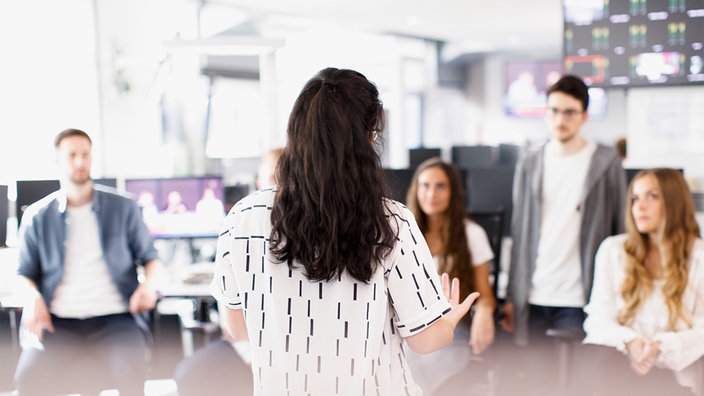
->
[508,305,586,394]
[14,313,148,396]
[173,338,253,396]
[528,304,586,346]
[576,344,695,396]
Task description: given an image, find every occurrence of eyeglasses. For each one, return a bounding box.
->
[546,107,583,118]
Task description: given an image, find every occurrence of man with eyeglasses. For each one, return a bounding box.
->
[502,75,627,391]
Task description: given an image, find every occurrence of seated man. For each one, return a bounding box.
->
[13,128,164,395]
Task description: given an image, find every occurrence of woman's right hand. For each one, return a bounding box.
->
[441,273,479,325]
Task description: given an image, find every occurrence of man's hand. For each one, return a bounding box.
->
[27,296,53,341]
[500,301,515,333]
[129,282,159,313]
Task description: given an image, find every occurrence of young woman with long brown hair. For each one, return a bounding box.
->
[582,168,704,395]
[403,157,497,394]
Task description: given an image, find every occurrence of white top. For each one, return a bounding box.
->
[431,220,494,271]
[51,204,127,318]
[584,235,704,391]
[409,219,494,395]
[210,188,451,396]
[530,141,596,307]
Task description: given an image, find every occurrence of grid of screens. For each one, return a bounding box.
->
[124,177,225,238]
[563,0,704,87]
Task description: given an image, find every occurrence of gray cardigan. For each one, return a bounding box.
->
[507,143,627,345]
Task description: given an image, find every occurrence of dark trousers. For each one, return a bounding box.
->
[506,305,586,395]
[576,344,695,396]
[14,313,148,396]
[173,338,253,396]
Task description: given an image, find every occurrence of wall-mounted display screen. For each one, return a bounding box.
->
[504,59,608,118]
[563,0,704,87]
[124,177,225,238]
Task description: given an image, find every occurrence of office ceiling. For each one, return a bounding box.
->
[215,0,564,58]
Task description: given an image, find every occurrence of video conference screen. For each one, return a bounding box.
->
[563,0,704,87]
[124,177,225,238]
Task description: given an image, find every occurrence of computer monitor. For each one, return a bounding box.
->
[409,148,442,169]
[451,146,498,169]
[467,166,515,236]
[383,167,468,206]
[383,169,416,205]
[224,184,250,213]
[124,176,225,238]
[0,185,7,247]
[15,178,117,226]
[625,168,684,188]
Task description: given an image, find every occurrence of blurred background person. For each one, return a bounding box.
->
[403,157,497,394]
[581,168,703,396]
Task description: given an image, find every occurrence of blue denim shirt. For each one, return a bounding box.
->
[17,184,160,308]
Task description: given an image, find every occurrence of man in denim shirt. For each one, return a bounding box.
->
[13,129,164,395]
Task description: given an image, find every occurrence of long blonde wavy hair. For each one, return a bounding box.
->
[619,169,700,330]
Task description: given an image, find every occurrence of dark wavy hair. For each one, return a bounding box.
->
[405,158,475,300]
[270,68,397,283]
[547,74,589,111]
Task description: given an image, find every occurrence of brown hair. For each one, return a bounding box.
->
[406,157,475,300]
[54,128,92,148]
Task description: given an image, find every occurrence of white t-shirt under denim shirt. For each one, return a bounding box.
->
[211,188,452,396]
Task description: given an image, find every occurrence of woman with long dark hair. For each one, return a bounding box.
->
[581,168,704,395]
[210,68,478,395]
[403,158,497,393]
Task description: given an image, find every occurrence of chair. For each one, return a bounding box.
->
[469,209,505,300]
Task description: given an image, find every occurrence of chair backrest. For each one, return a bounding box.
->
[469,209,505,299]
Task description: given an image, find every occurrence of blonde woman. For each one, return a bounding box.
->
[582,168,704,395]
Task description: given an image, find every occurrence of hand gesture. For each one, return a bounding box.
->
[441,273,479,325]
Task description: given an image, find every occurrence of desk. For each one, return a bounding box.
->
[0,247,20,351]
[158,264,218,356]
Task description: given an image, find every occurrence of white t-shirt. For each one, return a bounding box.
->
[529,142,596,307]
[432,220,495,273]
[51,204,127,318]
[210,188,451,396]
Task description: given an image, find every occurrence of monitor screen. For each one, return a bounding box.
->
[383,169,416,204]
[0,185,7,247]
[16,178,116,226]
[467,166,515,236]
[563,0,704,88]
[409,148,442,169]
[124,177,225,238]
